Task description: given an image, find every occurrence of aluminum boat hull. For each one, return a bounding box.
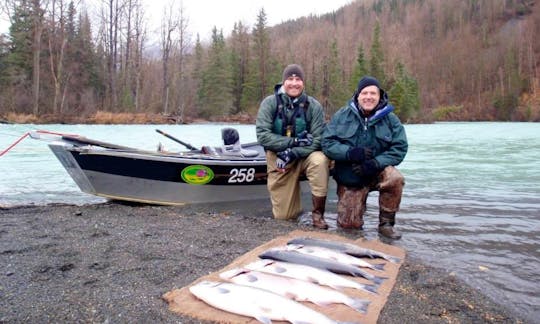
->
[47,136,274,205]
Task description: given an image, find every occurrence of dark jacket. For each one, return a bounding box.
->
[322,90,408,187]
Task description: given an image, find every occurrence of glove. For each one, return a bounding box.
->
[293,130,314,147]
[276,148,297,169]
[352,159,380,177]
[347,146,373,162]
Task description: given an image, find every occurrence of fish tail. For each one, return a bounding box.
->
[347,298,370,313]
[359,283,379,294]
[386,256,401,263]
[372,263,385,271]
[371,275,387,285]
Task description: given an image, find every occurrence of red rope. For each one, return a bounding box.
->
[0,132,30,157]
[0,130,77,157]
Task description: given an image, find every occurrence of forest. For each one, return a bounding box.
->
[0,0,538,124]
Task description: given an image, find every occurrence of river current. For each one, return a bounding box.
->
[1,122,539,322]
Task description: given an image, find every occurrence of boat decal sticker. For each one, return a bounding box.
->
[181,165,215,185]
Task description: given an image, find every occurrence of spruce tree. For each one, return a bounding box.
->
[325,40,349,116]
[369,21,385,86]
[251,9,272,102]
[389,62,420,122]
[350,43,368,93]
[198,27,233,119]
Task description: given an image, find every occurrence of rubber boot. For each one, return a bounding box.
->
[336,185,367,229]
[378,211,402,239]
[311,195,329,230]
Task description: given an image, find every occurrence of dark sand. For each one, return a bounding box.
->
[0,200,526,323]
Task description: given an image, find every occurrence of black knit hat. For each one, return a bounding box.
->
[356,76,380,93]
[282,64,305,82]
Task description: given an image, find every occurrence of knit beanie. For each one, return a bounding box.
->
[356,76,380,93]
[282,64,305,82]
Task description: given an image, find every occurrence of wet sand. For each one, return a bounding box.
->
[0,200,526,323]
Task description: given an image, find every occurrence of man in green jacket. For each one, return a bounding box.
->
[322,76,408,239]
[256,64,329,229]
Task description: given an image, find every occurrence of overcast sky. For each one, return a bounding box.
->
[1,0,353,41]
[162,0,352,40]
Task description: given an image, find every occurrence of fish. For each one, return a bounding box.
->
[288,237,402,263]
[245,259,378,295]
[220,267,370,313]
[189,280,353,324]
[283,244,386,271]
[259,248,387,285]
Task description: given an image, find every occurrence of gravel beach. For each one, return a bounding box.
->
[0,199,526,323]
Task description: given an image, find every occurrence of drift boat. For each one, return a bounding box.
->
[29,128,272,205]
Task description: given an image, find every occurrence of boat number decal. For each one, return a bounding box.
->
[228,168,255,183]
[181,165,215,185]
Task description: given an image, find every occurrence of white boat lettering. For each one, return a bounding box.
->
[228,168,255,183]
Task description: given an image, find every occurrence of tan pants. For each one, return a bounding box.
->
[266,151,329,220]
[337,166,404,228]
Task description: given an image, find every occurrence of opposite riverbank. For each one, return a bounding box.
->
[0,202,526,323]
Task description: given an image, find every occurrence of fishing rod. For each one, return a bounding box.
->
[155,129,198,151]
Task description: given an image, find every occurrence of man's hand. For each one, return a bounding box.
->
[276,148,297,170]
[293,130,314,147]
[352,159,380,177]
[348,146,373,162]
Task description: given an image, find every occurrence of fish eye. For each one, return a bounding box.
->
[275,266,286,273]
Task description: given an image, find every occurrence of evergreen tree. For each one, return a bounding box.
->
[251,9,272,101]
[323,40,349,116]
[369,21,385,86]
[0,35,10,86]
[493,48,522,120]
[350,43,368,93]
[69,11,101,111]
[6,2,35,86]
[198,27,233,118]
[229,22,250,115]
[388,62,420,121]
[193,35,205,115]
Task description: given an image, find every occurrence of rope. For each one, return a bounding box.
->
[0,130,77,157]
[0,132,30,157]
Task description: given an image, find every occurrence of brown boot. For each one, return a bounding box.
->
[336,185,367,229]
[378,211,402,239]
[311,195,328,230]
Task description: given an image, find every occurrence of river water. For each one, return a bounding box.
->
[1,122,539,322]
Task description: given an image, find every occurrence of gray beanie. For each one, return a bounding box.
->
[282,64,305,82]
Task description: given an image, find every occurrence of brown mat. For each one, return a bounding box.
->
[163,230,405,323]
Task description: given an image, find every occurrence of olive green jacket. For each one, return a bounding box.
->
[256,85,325,158]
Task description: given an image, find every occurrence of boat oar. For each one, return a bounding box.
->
[155,129,198,151]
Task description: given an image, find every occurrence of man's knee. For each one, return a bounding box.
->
[379,166,405,189]
[307,151,329,169]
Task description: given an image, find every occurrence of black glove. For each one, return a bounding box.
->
[352,159,380,177]
[293,130,314,147]
[276,148,297,169]
[347,146,373,162]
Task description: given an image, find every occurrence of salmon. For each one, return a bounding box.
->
[288,237,401,263]
[259,248,386,285]
[220,268,370,313]
[245,259,378,294]
[189,280,354,324]
[284,244,386,271]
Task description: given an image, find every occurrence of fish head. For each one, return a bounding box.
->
[245,259,274,270]
[219,267,251,280]
[189,280,229,296]
[285,243,304,251]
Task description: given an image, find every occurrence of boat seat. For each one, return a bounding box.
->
[221,128,259,158]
